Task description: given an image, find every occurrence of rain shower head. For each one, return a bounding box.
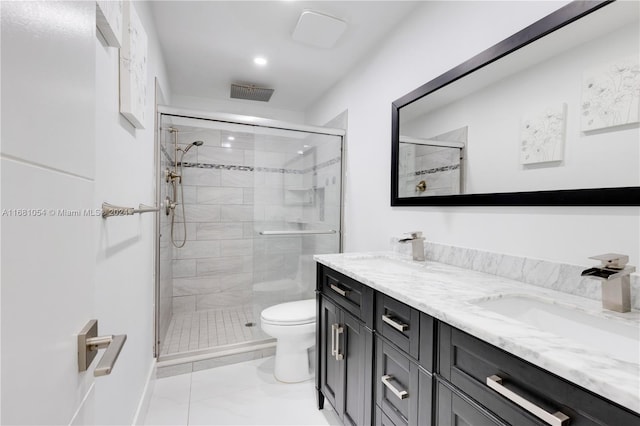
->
[182,140,204,154]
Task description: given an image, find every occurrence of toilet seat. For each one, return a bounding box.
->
[261,299,316,326]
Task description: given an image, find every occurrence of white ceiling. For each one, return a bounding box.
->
[149,1,422,111]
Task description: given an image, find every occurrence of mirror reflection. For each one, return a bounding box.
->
[398,127,466,197]
[395,1,639,202]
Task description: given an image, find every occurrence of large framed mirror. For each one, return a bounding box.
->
[391,0,640,206]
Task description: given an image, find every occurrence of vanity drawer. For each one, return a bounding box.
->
[438,323,640,426]
[318,264,374,327]
[376,337,432,426]
[375,293,420,359]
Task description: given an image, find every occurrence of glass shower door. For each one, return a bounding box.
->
[156,110,343,359]
[251,128,343,315]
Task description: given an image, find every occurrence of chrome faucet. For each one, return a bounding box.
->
[581,253,635,313]
[399,231,425,261]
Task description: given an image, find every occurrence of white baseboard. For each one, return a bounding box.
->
[131,359,157,426]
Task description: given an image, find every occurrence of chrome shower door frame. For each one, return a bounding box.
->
[153,105,346,358]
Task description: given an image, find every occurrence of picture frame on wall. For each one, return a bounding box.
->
[520,103,567,165]
[119,0,148,129]
[581,56,640,132]
[96,0,123,48]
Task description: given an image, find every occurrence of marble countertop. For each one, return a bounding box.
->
[314,251,640,414]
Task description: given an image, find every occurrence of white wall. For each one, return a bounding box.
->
[306,1,640,267]
[93,1,170,423]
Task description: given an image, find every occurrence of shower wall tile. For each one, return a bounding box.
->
[181,185,197,204]
[182,168,221,187]
[175,273,253,296]
[173,295,196,314]
[196,222,244,240]
[196,290,253,311]
[220,239,253,257]
[200,272,253,293]
[197,256,252,276]
[255,151,286,168]
[253,253,285,274]
[174,241,221,260]
[243,188,254,204]
[173,276,219,296]
[178,204,221,223]
[197,146,244,166]
[220,170,254,187]
[197,187,243,205]
[173,259,196,278]
[253,187,283,204]
[243,223,256,238]
[220,205,253,222]
[243,150,254,165]
[254,237,301,254]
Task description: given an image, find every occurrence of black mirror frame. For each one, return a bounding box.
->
[391,0,640,206]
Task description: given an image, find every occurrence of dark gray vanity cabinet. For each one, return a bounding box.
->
[437,323,640,426]
[317,265,374,426]
[316,264,640,426]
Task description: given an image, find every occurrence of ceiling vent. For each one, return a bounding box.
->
[292,10,347,49]
[230,83,274,102]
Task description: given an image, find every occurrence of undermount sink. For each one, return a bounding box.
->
[473,295,640,365]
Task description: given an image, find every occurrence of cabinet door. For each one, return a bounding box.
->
[319,295,373,426]
[342,309,373,426]
[319,296,342,413]
[436,381,507,426]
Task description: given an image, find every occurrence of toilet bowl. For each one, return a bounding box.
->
[260,299,316,383]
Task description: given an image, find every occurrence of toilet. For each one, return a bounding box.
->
[260,299,316,383]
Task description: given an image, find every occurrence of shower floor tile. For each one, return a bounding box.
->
[161,305,268,356]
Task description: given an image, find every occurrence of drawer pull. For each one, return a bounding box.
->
[330,283,349,297]
[382,314,409,332]
[381,374,408,400]
[486,375,569,426]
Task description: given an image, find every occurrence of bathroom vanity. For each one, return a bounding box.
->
[314,253,640,426]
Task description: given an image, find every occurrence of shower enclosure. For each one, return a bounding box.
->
[155,108,344,361]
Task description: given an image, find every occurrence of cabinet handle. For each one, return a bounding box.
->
[381,375,408,400]
[330,283,349,297]
[335,325,344,361]
[382,314,409,332]
[331,323,337,358]
[486,375,569,426]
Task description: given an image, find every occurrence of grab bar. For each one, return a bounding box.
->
[102,202,159,218]
[259,230,337,236]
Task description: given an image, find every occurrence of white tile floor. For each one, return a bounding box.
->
[144,357,340,426]
[161,306,269,356]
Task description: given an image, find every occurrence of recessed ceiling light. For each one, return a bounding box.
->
[297,150,304,155]
[253,56,268,66]
[222,142,231,148]
[227,136,235,141]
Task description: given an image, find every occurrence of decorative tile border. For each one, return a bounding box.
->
[179,156,341,175]
[414,164,459,176]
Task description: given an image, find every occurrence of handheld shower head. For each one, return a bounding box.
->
[182,140,204,155]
